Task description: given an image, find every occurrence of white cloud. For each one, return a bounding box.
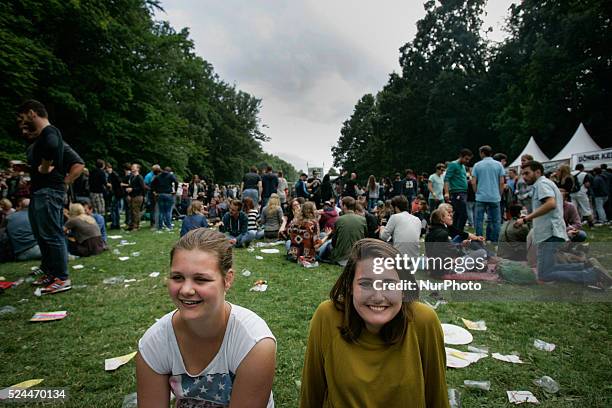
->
[157,0,517,172]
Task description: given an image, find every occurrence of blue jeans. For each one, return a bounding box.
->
[249,229,264,240]
[242,189,259,208]
[157,193,174,230]
[475,201,501,242]
[594,197,607,223]
[536,236,597,284]
[570,230,587,242]
[29,188,68,280]
[450,192,468,231]
[466,201,476,226]
[368,198,378,211]
[226,232,254,248]
[317,240,333,262]
[110,196,122,228]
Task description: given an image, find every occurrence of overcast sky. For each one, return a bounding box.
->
[156,0,517,173]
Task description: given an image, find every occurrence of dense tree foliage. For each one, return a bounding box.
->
[0,0,296,182]
[333,0,611,179]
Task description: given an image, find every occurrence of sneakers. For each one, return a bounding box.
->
[29,267,45,277]
[32,274,54,286]
[41,278,72,295]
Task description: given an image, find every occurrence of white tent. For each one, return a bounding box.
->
[550,123,601,162]
[508,136,549,168]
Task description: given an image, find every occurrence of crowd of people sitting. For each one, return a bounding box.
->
[1,144,611,288]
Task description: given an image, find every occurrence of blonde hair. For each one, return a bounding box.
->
[187,200,204,216]
[68,203,96,224]
[301,201,317,221]
[266,194,280,216]
[0,198,12,211]
[438,203,453,214]
[558,164,571,184]
[170,229,233,277]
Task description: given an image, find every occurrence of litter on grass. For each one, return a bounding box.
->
[464,380,491,391]
[0,379,44,400]
[0,305,17,315]
[105,351,137,371]
[149,272,160,278]
[445,347,487,368]
[260,248,280,254]
[30,311,68,322]
[442,323,473,345]
[533,376,560,394]
[18,299,29,303]
[112,249,121,255]
[461,318,487,331]
[108,235,123,239]
[507,391,539,404]
[249,280,268,292]
[423,299,448,310]
[121,392,137,408]
[124,279,136,283]
[118,257,130,261]
[299,259,319,268]
[255,256,264,260]
[241,269,252,277]
[255,241,284,248]
[72,264,84,270]
[533,339,556,352]
[131,252,140,257]
[492,353,524,364]
[33,288,42,297]
[448,389,461,408]
[247,247,255,252]
[468,345,489,354]
[103,276,125,285]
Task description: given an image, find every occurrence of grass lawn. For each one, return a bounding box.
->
[1,225,611,407]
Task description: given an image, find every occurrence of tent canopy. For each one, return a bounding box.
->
[508,136,549,168]
[550,123,601,161]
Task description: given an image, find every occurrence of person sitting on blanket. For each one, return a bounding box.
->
[425,208,488,277]
[497,204,529,261]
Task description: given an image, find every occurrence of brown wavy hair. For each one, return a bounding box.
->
[329,238,419,344]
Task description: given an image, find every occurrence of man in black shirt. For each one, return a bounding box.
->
[106,163,124,229]
[89,159,107,215]
[261,165,279,208]
[241,166,262,208]
[17,100,84,294]
[151,166,178,230]
[126,163,145,230]
[343,172,358,199]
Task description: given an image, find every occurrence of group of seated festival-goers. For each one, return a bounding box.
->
[4,137,612,407]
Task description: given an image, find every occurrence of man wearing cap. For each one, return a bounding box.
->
[295,173,310,199]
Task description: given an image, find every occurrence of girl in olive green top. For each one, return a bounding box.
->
[300,239,449,408]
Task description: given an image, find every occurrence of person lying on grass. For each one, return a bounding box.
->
[136,228,276,407]
[300,238,449,408]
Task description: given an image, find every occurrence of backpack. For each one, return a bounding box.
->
[497,259,536,284]
[570,173,581,193]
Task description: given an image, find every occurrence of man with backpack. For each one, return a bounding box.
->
[570,164,594,227]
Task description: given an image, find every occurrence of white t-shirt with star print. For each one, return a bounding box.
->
[139,303,275,407]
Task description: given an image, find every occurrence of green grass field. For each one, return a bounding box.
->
[1,225,611,407]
